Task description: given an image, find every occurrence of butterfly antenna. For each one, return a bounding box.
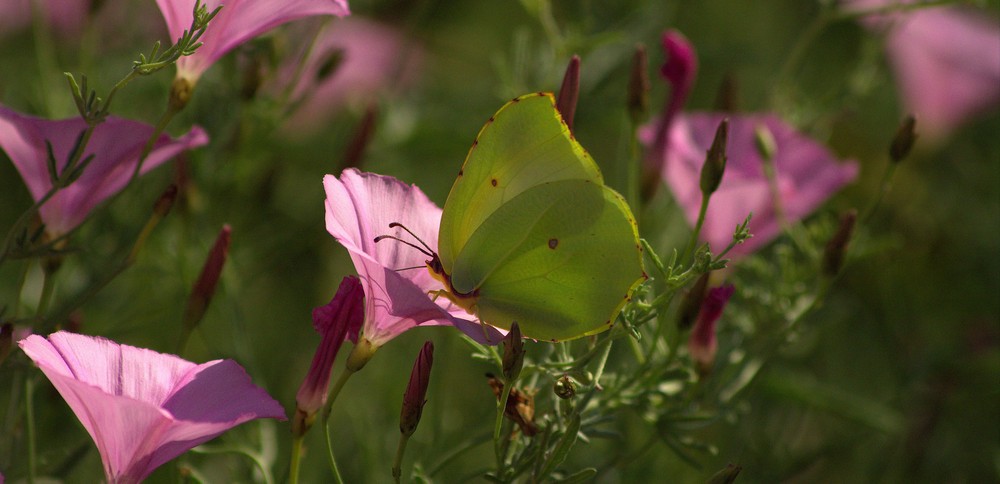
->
[372,234,435,258]
[387,222,437,254]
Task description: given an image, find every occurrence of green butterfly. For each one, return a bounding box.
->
[427,92,646,342]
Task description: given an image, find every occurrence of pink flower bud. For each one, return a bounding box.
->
[294,276,364,434]
[400,341,434,437]
[182,225,231,333]
[688,284,735,375]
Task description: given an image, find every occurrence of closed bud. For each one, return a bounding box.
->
[822,209,858,277]
[556,55,581,132]
[889,114,917,163]
[689,285,735,376]
[627,44,650,124]
[677,272,711,331]
[400,342,434,437]
[153,184,179,218]
[554,375,576,399]
[502,322,524,382]
[182,225,232,333]
[340,104,378,170]
[700,119,729,197]
[169,77,194,112]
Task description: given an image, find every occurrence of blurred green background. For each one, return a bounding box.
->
[1,0,998,482]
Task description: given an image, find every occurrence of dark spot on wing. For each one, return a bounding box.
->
[491,178,498,187]
[548,238,558,249]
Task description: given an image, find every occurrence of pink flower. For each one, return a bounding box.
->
[876,5,1000,138]
[18,331,285,484]
[156,0,350,84]
[271,17,422,138]
[323,168,503,352]
[0,104,208,237]
[688,284,735,374]
[294,275,364,427]
[0,0,91,38]
[640,30,858,257]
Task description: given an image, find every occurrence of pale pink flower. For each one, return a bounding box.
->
[0,104,208,237]
[272,17,421,137]
[640,30,858,257]
[323,168,503,351]
[156,0,350,84]
[18,331,285,484]
[0,0,91,37]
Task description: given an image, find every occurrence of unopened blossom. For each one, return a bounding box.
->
[293,275,364,434]
[688,285,735,374]
[640,30,858,257]
[399,341,433,437]
[323,169,503,364]
[156,0,350,86]
[851,1,1000,139]
[0,104,208,237]
[19,331,285,484]
[271,17,421,137]
[182,225,232,334]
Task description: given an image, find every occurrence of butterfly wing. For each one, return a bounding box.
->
[451,179,645,341]
[438,92,603,274]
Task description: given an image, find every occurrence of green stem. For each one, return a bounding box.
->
[862,162,898,225]
[392,434,409,483]
[131,105,180,182]
[35,266,56,318]
[681,194,710,263]
[30,0,60,117]
[321,368,355,484]
[25,377,37,484]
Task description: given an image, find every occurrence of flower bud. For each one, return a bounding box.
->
[169,77,194,112]
[688,285,735,376]
[293,276,364,436]
[699,119,729,197]
[556,55,581,132]
[627,44,650,124]
[182,225,231,334]
[822,209,858,277]
[677,272,710,331]
[340,103,378,170]
[889,114,917,163]
[153,184,179,218]
[554,375,576,400]
[400,341,434,437]
[502,322,524,382]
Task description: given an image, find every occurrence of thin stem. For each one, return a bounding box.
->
[321,368,355,484]
[289,435,305,484]
[131,105,181,181]
[29,0,60,117]
[862,163,898,225]
[681,194,710,263]
[35,266,56,318]
[25,376,37,484]
[392,434,409,483]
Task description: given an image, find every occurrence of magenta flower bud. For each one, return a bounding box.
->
[643,30,698,202]
[182,225,231,333]
[688,285,735,375]
[294,276,364,434]
[400,341,434,437]
[19,331,285,484]
[556,55,581,132]
[699,118,729,197]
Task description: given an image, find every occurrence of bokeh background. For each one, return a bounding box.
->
[1,0,998,482]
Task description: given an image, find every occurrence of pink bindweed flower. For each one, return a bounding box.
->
[688,284,735,375]
[270,17,422,138]
[293,275,364,433]
[0,104,208,237]
[640,30,858,257]
[323,169,503,359]
[156,0,350,86]
[0,0,91,38]
[867,3,1000,139]
[18,331,285,484]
